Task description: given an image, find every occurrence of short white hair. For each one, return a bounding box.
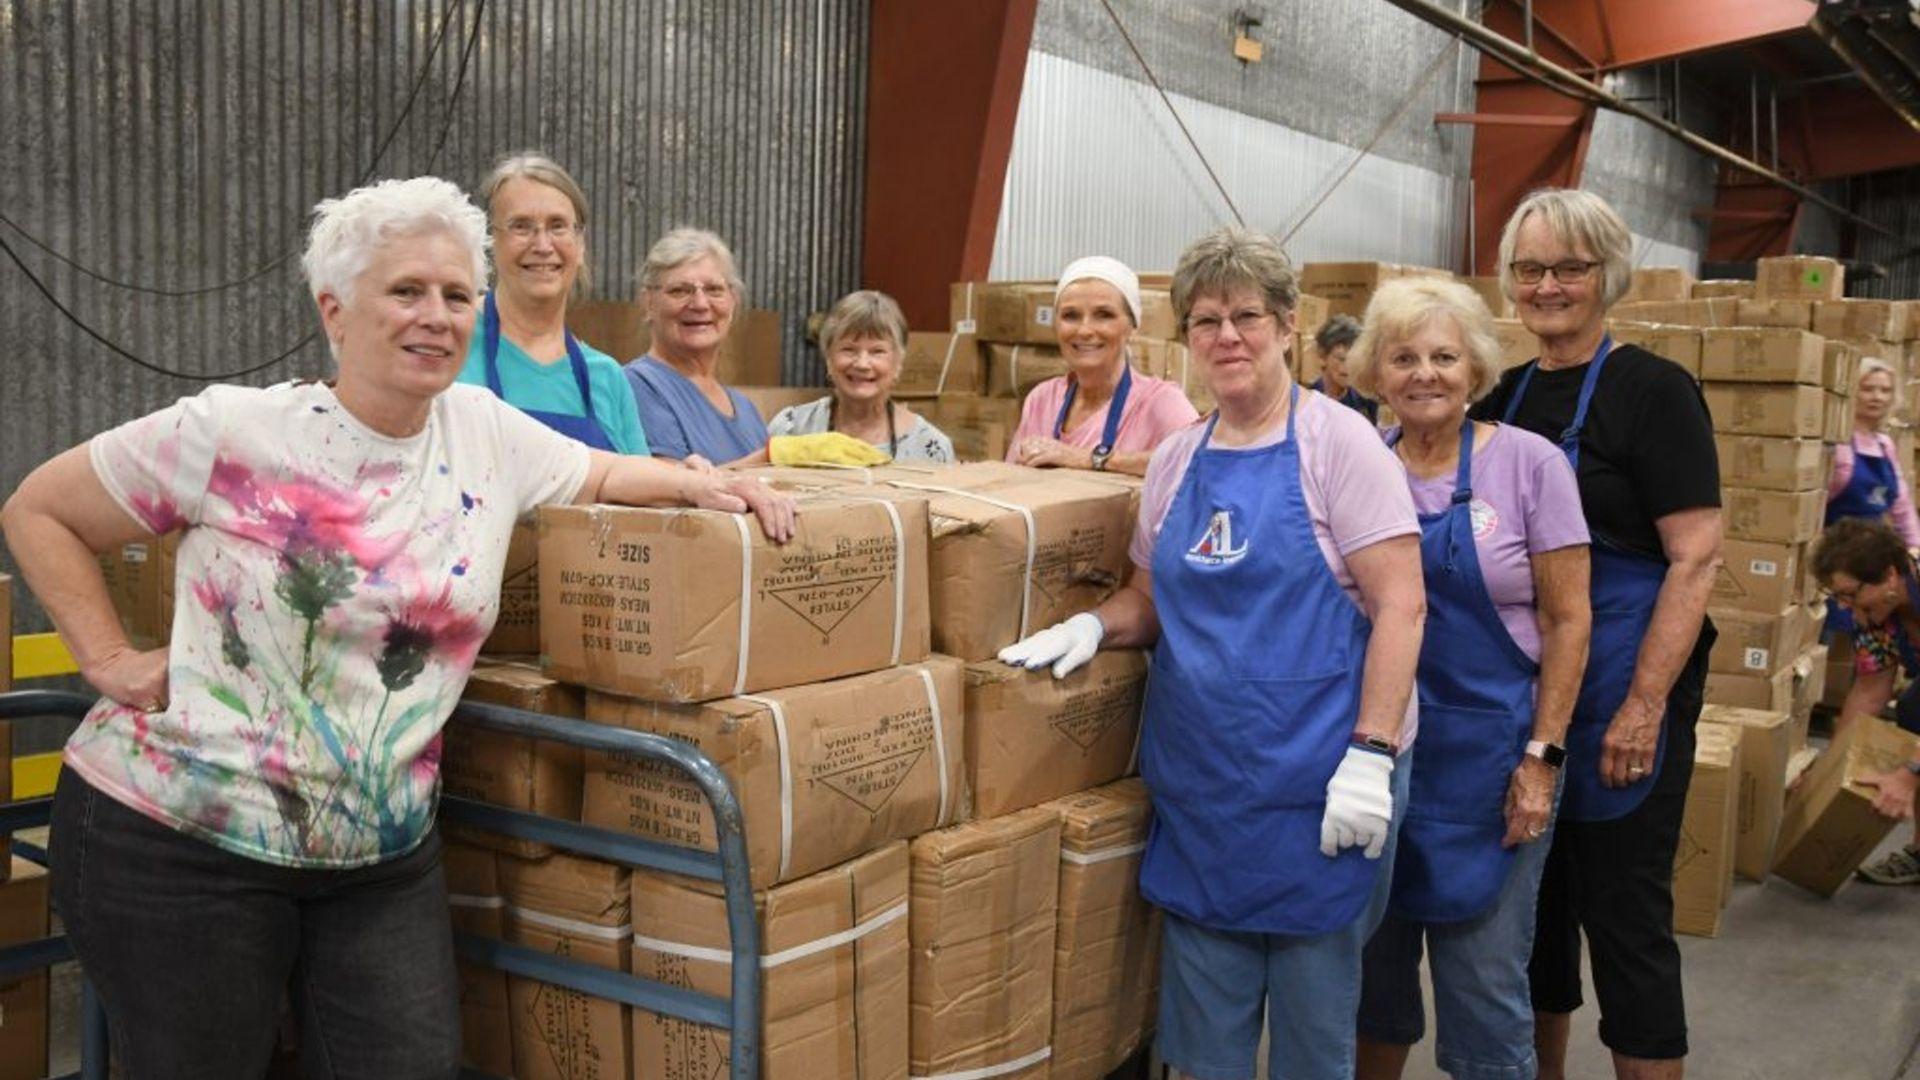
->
[1496,188,1634,308]
[302,176,489,304]
[639,227,745,299]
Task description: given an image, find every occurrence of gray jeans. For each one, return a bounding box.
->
[48,770,461,1080]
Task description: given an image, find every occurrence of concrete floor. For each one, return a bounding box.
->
[31,832,1920,1080]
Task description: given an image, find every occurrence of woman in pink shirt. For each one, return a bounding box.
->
[1007,255,1199,476]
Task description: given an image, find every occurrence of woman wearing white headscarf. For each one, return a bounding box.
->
[1007,255,1199,476]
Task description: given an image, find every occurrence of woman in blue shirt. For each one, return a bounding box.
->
[623,228,769,463]
[456,153,650,454]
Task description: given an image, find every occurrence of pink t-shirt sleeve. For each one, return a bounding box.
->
[1303,401,1421,560]
[1118,379,1202,454]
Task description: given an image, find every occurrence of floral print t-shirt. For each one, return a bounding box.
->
[71,381,590,868]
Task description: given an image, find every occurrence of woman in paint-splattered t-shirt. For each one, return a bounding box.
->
[1,176,793,1072]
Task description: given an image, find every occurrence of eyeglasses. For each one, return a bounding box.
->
[1184,308,1275,342]
[496,218,583,243]
[1384,349,1465,372]
[654,282,734,304]
[1509,260,1600,285]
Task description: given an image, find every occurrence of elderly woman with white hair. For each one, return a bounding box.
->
[1468,188,1721,1080]
[765,289,955,462]
[0,177,793,1075]
[624,227,769,464]
[1007,255,1199,476]
[1348,278,1591,1080]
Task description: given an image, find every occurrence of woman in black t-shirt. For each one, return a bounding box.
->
[1466,188,1721,1080]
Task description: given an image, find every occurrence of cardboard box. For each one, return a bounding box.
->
[950,282,1060,345]
[1774,718,1920,896]
[1460,276,1512,318]
[1824,391,1851,443]
[1295,293,1333,339]
[1823,340,1861,395]
[1622,267,1696,304]
[1715,428,1824,495]
[736,385,824,421]
[445,660,586,859]
[539,492,932,702]
[0,574,9,691]
[910,807,1062,1080]
[1755,256,1845,302]
[1707,603,1812,676]
[1608,322,1701,380]
[582,658,966,890]
[501,852,633,1080]
[1721,487,1825,544]
[1490,318,1541,371]
[0,858,48,1080]
[1711,539,1808,613]
[1701,706,1794,882]
[1298,262,1437,320]
[1700,328,1824,384]
[1137,337,1215,413]
[918,395,1025,463]
[1046,780,1159,1080]
[569,302,783,386]
[629,841,910,1080]
[1612,299,1736,327]
[1731,299,1815,330]
[1703,383,1828,438]
[986,343,1066,400]
[1673,722,1742,937]
[1693,280,1755,300]
[1814,299,1908,343]
[481,519,541,656]
[899,331,987,396]
[1138,289,1179,341]
[444,842,514,1077]
[1704,662,1797,712]
[98,534,178,650]
[966,650,1146,818]
[881,468,1135,662]
[1790,644,1825,752]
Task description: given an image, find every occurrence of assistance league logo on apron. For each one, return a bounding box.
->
[1185,509,1249,567]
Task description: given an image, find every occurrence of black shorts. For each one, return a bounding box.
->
[1528,635,1708,1060]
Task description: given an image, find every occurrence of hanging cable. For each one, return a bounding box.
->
[0,0,469,298]
[1098,0,1246,227]
[426,0,488,170]
[1282,34,1462,245]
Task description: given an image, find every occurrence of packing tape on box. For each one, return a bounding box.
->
[886,480,1037,639]
[448,893,507,910]
[936,334,965,395]
[729,514,756,696]
[955,282,978,335]
[630,899,910,970]
[505,904,633,941]
[910,1045,1053,1080]
[833,495,910,667]
[1059,841,1146,866]
[915,663,954,826]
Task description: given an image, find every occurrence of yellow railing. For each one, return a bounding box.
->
[9,632,78,798]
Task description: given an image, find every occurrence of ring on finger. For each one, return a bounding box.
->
[1526,826,1543,838]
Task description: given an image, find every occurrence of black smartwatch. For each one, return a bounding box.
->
[1525,740,1567,769]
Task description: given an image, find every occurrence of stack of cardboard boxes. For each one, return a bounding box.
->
[426,459,1160,1078]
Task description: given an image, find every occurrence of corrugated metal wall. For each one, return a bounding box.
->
[1581,67,1714,272]
[0,1,868,588]
[992,0,1476,280]
[1848,170,1919,299]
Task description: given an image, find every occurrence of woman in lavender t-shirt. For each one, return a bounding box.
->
[1349,277,1592,1080]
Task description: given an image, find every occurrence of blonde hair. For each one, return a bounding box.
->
[1350,278,1502,401]
[1171,227,1299,338]
[479,151,593,293]
[1496,188,1634,308]
[1860,356,1900,408]
[818,290,909,353]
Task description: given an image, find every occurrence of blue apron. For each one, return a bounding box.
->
[1824,440,1900,636]
[1055,364,1133,452]
[1139,385,1384,935]
[1387,420,1537,922]
[1502,339,1669,821]
[481,293,619,452]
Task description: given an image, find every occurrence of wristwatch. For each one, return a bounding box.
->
[1090,445,1113,471]
[1525,740,1567,769]
[1351,731,1400,757]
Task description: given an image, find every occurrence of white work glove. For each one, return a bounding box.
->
[996,612,1105,679]
[1320,746,1395,859]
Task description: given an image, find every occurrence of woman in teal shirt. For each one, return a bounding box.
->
[457,152,650,454]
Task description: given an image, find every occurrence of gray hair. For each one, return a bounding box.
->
[302,176,488,305]
[1171,227,1299,339]
[1315,314,1362,355]
[479,151,592,293]
[1350,277,1503,401]
[1496,188,1634,308]
[819,290,909,353]
[640,227,745,301]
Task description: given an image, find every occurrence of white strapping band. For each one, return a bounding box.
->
[935,333,965,395]
[833,494,909,666]
[739,693,795,882]
[954,281,978,335]
[505,904,632,941]
[886,481,1037,639]
[447,893,505,910]
[915,665,952,826]
[1061,842,1146,866]
[631,900,909,970]
[910,1045,1053,1080]
[729,513,755,696]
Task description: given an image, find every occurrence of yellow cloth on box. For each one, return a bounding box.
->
[768,432,892,467]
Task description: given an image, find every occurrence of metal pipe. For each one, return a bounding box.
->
[1770,89,1780,173]
[1750,74,1759,159]
[1377,0,1919,248]
[1523,0,1533,54]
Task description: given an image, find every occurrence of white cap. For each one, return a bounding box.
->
[1056,255,1141,326]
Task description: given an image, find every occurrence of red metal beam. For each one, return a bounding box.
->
[1436,112,1582,127]
[861,0,1038,332]
[1595,0,1813,70]
[1705,183,1801,260]
[1786,87,1920,180]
